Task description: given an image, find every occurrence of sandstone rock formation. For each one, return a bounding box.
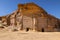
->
[0,3,60,32]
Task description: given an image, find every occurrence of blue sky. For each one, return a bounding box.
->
[0,0,60,18]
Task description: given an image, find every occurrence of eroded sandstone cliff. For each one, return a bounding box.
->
[0,3,60,32]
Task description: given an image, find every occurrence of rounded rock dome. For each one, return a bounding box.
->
[18,3,47,17]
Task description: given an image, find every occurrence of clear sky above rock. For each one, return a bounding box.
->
[0,0,60,18]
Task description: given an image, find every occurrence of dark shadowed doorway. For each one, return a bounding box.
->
[42,28,44,32]
[26,28,29,32]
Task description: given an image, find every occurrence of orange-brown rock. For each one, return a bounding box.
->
[0,3,60,32]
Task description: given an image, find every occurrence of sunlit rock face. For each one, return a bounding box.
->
[0,3,60,32]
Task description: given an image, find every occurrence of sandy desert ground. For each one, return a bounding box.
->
[0,29,60,40]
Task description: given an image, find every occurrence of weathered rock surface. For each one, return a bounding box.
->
[0,3,60,32]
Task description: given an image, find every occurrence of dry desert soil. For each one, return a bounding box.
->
[0,29,60,40]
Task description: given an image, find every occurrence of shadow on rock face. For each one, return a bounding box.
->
[12,29,18,32]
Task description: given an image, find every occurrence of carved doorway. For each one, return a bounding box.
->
[26,28,29,32]
[42,28,44,32]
